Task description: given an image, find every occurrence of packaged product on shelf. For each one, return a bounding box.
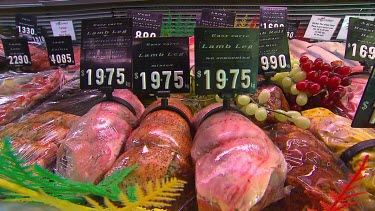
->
[191,103,287,211]
[302,107,375,208]
[55,89,145,184]
[0,69,66,126]
[105,98,195,211]
[0,110,80,169]
[266,123,370,210]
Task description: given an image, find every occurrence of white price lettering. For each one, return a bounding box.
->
[86,68,126,86]
[203,69,252,90]
[50,54,72,65]
[139,70,184,90]
[8,55,29,65]
[135,30,157,38]
[261,54,287,71]
[262,23,285,29]
[351,43,375,60]
[287,31,294,39]
[17,25,35,35]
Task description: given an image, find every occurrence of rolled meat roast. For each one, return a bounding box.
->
[191,103,287,211]
[55,89,144,184]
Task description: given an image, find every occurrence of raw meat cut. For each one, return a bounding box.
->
[191,104,287,211]
[0,69,66,126]
[265,123,366,210]
[106,98,194,210]
[0,111,79,168]
[55,89,144,184]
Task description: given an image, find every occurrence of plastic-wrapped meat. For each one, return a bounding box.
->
[0,111,79,168]
[336,75,369,119]
[105,98,194,210]
[0,69,66,126]
[55,89,144,184]
[191,103,287,211]
[265,123,365,210]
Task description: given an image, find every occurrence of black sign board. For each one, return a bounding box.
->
[15,14,37,39]
[80,18,133,89]
[200,9,235,28]
[344,18,375,66]
[352,65,375,128]
[259,6,287,29]
[31,26,47,43]
[259,28,291,73]
[194,27,259,95]
[132,37,190,94]
[1,38,32,66]
[0,26,17,38]
[46,36,75,66]
[127,10,162,38]
[287,20,300,39]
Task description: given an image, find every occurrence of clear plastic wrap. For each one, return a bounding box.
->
[266,123,369,210]
[105,98,196,211]
[302,107,375,208]
[191,103,287,211]
[55,89,145,184]
[0,110,80,169]
[0,69,66,126]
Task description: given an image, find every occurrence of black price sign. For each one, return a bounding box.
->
[352,65,375,128]
[1,38,32,66]
[31,26,47,43]
[259,28,291,73]
[15,14,37,38]
[46,36,75,66]
[200,8,235,28]
[345,18,375,66]
[127,10,162,38]
[287,20,300,39]
[260,6,287,29]
[133,37,190,94]
[194,27,259,95]
[80,18,133,89]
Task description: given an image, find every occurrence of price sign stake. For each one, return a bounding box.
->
[80,18,133,89]
[127,10,162,38]
[352,65,375,128]
[46,36,75,66]
[259,28,291,74]
[194,27,259,95]
[345,18,375,66]
[132,37,190,94]
[1,38,32,66]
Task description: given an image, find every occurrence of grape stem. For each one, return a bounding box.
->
[264,107,292,118]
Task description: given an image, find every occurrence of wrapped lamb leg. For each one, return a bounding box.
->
[191,103,287,211]
[55,89,145,184]
[266,123,366,210]
[105,98,195,210]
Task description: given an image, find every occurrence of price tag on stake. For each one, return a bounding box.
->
[15,14,37,40]
[132,37,190,94]
[80,18,133,89]
[127,10,162,38]
[200,9,235,28]
[345,18,375,66]
[259,6,287,30]
[1,38,32,66]
[352,65,375,128]
[46,36,75,66]
[194,27,259,95]
[259,28,291,73]
[287,20,300,39]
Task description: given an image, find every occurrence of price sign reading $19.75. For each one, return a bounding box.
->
[134,70,185,90]
[345,18,375,65]
[132,37,190,94]
[194,27,260,95]
[196,68,253,90]
[85,68,126,86]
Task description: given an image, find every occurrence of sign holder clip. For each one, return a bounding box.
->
[99,86,137,116]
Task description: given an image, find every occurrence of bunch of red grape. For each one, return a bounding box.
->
[294,56,352,109]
